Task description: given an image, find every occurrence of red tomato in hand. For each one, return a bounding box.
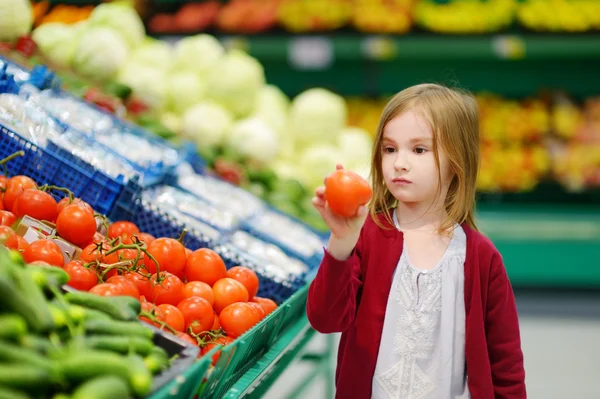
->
[142,238,187,276]
[64,260,98,291]
[56,204,97,247]
[0,226,19,250]
[3,176,36,212]
[57,197,93,215]
[23,239,64,267]
[149,272,185,306]
[0,211,16,227]
[201,336,234,366]
[90,283,121,297]
[251,297,278,316]
[13,189,58,222]
[177,296,214,335]
[226,266,259,299]
[155,304,185,332]
[212,278,249,314]
[108,221,140,244]
[324,169,372,218]
[184,248,227,286]
[182,281,215,306]
[106,276,140,298]
[219,302,261,338]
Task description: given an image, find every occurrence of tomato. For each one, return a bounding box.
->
[0,211,16,227]
[212,313,220,330]
[184,248,227,286]
[22,239,64,267]
[106,276,140,298]
[176,331,198,347]
[0,175,9,192]
[80,242,118,264]
[251,297,278,316]
[219,302,260,339]
[56,204,97,247]
[177,297,214,335]
[0,226,19,250]
[16,235,29,252]
[324,169,373,218]
[139,299,155,325]
[142,238,187,276]
[57,197,93,215]
[133,232,155,246]
[185,248,192,258]
[226,266,259,299]
[201,336,234,366]
[123,271,152,300]
[64,260,98,291]
[183,281,215,306]
[3,176,36,212]
[212,278,249,314]
[89,283,121,297]
[247,302,266,321]
[13,189,58,222]
[148,272,185,306]
[155,304,185,332]
[117,248,144,265]
[108,221,140,244]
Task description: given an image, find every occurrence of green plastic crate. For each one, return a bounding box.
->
[272,284,309,344]
[148,352,212,399]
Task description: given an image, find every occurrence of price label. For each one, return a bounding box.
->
[222,36,250,52]
[492,35,526,60]
[289,37,333,70]
[362,36,398,61]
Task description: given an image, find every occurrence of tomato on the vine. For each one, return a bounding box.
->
[155,304,185,332]
[0,226,19,250]
[80,242,118,264]
[212,278,249,314]
[251,297,278,316]
[22,239,64,267]
[324,169,373,218]
[132,232,155,246]
[56,204,97,247]
[177,296,214,335]
[15,235,29,251]
[201,336,234,366]
[219,302,261,339]
[212,313,220,330]
[226,266,259,299]
[142,238,187,276]
[57,197,93,215]
[13,189,58,222]
[182,281,215,306]
[123,271,152,300]
[3,176,36,212]
[176,331,198,347]
[0,211,16,227]
[108,221,140,244]
[247,302,266,321]
[148,272,185,306]
[89,283,121,297]
[106,276,140,298]
[184,248,227,286]
[64,260,98,291]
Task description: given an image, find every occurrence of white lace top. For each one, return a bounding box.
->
[372,213,469,399]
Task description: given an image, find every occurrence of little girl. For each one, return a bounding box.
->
[307,84,526,399]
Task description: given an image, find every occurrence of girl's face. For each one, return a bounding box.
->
[381,110,453,205]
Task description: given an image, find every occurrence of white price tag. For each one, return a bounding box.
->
[289,37,334,70]
[362,36,397,61]
[492,35,526,60]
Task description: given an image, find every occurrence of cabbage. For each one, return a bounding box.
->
[32,23,78,68]
[289,88,347,149]
[182,102,233,149]
[117,62,167,109]
[254,85,289,135]
[0,0,32,42]
[165,72,206,115]
[207,50,265,118]
[173,34,224,75]
[228,117,279,164]
[72,27,129,81]
[88,2,145,49]
[129,39,173,71]
[299,144,344,191]
[338,127,373,176]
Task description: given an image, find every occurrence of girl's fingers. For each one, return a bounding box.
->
[312,196,325,208]
[315,186,325,198]
[336,164,344,170]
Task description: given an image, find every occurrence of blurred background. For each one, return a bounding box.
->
[4,0,600,397]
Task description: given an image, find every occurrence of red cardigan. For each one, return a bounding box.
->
[307,214,526,399]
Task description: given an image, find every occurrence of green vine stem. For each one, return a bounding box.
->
[177,229,187,244]
[104,243,160,278]
[0,151,24,176]
[139,310,178,335]
[39,184,75,202]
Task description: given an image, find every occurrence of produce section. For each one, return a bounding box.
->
[1,0,600,397]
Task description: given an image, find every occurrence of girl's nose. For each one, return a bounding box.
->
[394,151,409,171]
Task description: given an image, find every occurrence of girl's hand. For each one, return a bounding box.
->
[312,164,369,241]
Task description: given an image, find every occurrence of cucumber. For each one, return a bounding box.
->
[65,292,140,321]
[26,264,69,286]
[0,340,59,375]
[0,364,52,391]
[144,350,169,374]
[0,314,27,341]
[84,335,154,356]
[0,385,31,399]
[11,268,55,332]
[20,335,60,357]
[0,275,54,332]
[82,308,112,322]
[72,375,130,399]
[127,355,153,397]
[60,351,131,383]
[83,319,153,340]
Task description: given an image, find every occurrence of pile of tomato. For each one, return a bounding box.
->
[0,172,278,364]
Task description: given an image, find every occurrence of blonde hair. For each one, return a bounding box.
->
[370,83,480,234]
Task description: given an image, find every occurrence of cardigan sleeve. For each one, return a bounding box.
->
[485,256,527,399]
[306,232,364,334]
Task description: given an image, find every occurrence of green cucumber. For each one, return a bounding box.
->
[60,351,131,383]
[0,364,52,391]
[72,375,130,399]
[84,335,154,356]
[0,385,31,399]
[83,319,153,339]
[11,268,55,332]
[126,355,153,397]
[144,350,169,374]
[0,340,58,375]
[0,275,53,332]
[65,292,140,321]
[20,335,60,357]
[0,314,27,341]
[26,264,69,286]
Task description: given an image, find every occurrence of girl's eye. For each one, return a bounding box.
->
[383,147,395,153]
[414,147,427,154]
